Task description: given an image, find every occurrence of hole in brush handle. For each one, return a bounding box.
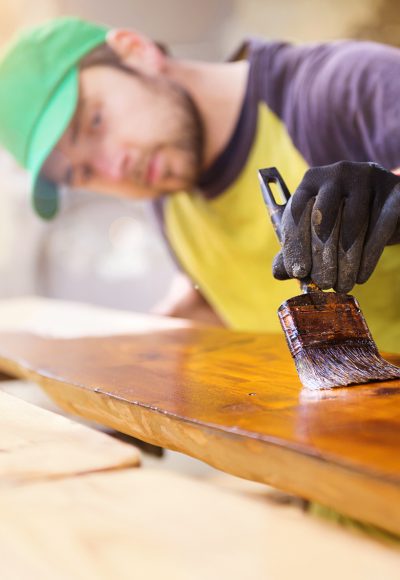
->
[258,167,291,243]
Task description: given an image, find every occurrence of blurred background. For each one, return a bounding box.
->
[0,0,399,313]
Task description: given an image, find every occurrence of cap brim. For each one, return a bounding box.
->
[32,174,59,220]
[29,67,78,219]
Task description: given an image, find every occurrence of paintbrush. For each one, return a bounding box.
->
[258,166,400,390]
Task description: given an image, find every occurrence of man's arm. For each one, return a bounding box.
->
[151,273,224,326]
[262,40,400,170]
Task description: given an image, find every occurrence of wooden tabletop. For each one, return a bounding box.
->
[0,297,399,535]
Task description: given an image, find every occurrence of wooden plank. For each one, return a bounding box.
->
[0,319,399,536]
[0,295,192,338]
[0,390,140,486]
[0,468,399,580]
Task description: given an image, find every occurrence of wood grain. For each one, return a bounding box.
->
[0,390,140,486]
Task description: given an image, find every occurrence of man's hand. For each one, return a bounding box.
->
[273,161,400,293]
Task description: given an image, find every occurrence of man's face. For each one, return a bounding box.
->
[42,64,204,199]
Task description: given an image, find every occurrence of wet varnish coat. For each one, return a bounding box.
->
[0,306,399,536]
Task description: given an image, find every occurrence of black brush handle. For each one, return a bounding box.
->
[258,167,319,294]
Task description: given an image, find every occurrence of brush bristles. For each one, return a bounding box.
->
[294,344,400,390]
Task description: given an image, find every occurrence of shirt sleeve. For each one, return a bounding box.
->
[258,40,400,171]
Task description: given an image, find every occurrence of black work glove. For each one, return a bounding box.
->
[273,161,400,293]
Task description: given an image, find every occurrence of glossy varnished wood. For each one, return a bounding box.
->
[0,301,400,534]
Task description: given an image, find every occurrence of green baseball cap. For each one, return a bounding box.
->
[0,18,108,219]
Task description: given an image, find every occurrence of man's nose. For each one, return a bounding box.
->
[92,151,129,181]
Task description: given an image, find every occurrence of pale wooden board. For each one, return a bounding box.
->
[0,296,192,338]
[0,468,399,580]
[0,390,140,486]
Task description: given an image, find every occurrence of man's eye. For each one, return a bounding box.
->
[82,165,93,181]
[90,111,102,129]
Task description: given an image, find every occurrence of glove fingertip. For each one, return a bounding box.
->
[356,269,371,285]
[333,281,353,294]
[272,253,290,280]
[357,253,380,285]
[291,263,308,279]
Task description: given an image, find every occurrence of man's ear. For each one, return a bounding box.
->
[106,29,166,75]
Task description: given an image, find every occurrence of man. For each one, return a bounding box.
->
[0,18,399,351]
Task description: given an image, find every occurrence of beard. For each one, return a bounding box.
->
[141,74,205,190]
